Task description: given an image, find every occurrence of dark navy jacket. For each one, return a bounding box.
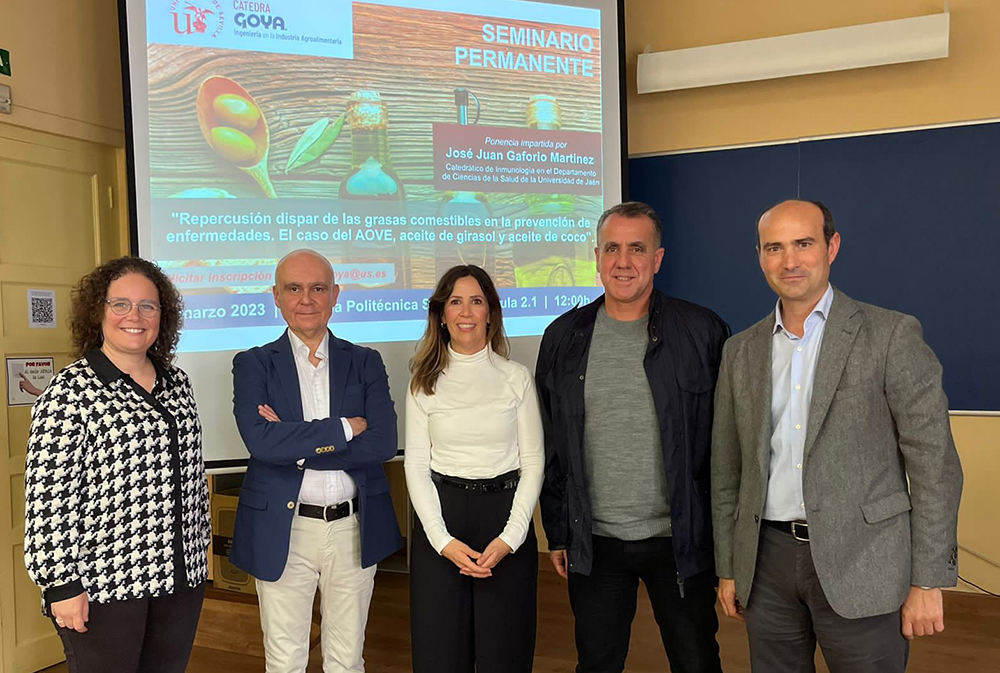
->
[535,291,729,581]
[229,329,402,580]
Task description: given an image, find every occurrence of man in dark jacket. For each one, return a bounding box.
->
[536,201,729,673]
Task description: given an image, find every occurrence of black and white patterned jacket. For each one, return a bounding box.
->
[24,349,211,612]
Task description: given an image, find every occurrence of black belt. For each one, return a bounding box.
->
[431,470,520,493]
[298,497,358,522]
[763,519,809,541]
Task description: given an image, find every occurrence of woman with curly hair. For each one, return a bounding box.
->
[23,256,210,673]
[404,265,544,672]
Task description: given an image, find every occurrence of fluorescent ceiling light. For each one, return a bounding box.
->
[637,11,950,94]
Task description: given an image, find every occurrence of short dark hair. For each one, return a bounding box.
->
[70,256,183,369]
[596,201,662,245]
[756,200,836,246]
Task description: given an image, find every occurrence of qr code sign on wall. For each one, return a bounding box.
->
[27,289,57,329]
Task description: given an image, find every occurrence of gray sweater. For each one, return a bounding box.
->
[583,306,671,540]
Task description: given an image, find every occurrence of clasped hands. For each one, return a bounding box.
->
[442,537,512,578]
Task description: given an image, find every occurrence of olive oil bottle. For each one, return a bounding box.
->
[340,90,405,200]
[434,88,504,282]
[339,90,406,288]
[436,190,495,276]
[512,94,580,287]
[525,94,576,216]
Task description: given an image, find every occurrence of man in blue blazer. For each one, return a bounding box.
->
[230,249,402,673]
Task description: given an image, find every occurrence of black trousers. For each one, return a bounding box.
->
[410,478,538,673]
[744,526,909,673]
[567,535,722,673]
[53,582,206,673]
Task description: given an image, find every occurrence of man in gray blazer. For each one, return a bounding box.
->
[711,199,962,672]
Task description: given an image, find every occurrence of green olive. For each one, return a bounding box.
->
[212,94,261,131]
[210,126,257,164]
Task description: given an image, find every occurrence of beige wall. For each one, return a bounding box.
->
[0,0,125,146]
[1,4,128,671]
[625,0,1000,154]
[0,0,131,252]
[951,416,1000,594]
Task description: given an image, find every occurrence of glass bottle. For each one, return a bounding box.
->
[339,90,406,288]
[435,190,496,279]
[340,90,405,201]
[433,88,506,283]
[515,95,578,287]
[525,94,576,216]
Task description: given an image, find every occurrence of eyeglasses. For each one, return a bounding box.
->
[105,299,161,317]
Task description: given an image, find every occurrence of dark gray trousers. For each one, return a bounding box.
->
[744,526,909,673]
[52,582,205,673]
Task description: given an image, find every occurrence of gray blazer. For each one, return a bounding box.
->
[711,288,962,619]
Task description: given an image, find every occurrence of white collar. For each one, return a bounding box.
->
[288,329,329,363]
[447,343,491,364]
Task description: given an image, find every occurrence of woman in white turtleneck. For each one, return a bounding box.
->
[405,265,544,673]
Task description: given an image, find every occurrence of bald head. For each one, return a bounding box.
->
[757,200,835,247]
[275,249,334,286]
[272,249,339,342]
[756,198,840,312]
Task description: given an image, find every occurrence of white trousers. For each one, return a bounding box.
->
[256,512,376,673]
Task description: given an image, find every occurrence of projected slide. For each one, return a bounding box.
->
[136,0,616,351]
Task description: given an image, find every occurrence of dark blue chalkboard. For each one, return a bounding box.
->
[631,122,1000,411]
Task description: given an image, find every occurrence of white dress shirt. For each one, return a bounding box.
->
[765,284,834,521]
[288,330,357,507]
[404,345,545,554]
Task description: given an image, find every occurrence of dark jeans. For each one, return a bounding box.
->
[53,583,206,673]
[410,479,538,673]
[745,526,909,673]
[567,535,722,673]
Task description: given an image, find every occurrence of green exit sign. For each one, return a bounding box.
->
[0,49,10,77]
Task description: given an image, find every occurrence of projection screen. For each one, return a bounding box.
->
[120,0,627,468]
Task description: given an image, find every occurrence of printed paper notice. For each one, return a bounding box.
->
[6,357,55,406]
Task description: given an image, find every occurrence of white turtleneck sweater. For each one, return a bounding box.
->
[404,345,544,554]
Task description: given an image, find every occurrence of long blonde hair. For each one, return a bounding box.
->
[409,265,509,395]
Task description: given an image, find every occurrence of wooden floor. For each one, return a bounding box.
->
[43,557,1000,672]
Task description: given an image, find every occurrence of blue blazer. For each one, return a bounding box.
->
[229,329,403,580]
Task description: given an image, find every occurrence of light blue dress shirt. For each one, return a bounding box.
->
[764,284,835,522]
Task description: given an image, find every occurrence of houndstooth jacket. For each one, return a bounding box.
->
[23,349,211,612]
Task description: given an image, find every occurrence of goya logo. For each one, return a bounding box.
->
[234,2,286,31]
[234,14,286,30]
[170,1,225,37]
